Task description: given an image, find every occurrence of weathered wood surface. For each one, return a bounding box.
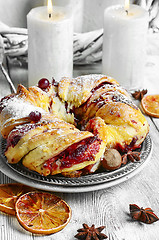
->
[0,32,159,240]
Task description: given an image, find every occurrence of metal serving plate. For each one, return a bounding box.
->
[0,134,152,193]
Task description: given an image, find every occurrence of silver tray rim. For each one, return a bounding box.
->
[0,134,152,193]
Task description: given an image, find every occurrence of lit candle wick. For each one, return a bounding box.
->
[124,0,129,15]
[47,0,53,19]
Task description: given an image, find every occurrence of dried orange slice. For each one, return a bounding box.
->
[141,94,159,118]
[0,183,34,215]
[15,192,71,235]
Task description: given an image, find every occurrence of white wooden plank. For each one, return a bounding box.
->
[151,118,159,132]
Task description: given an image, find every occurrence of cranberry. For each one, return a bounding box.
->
[10,135,21,147]
[29,111,42,122]
[38,78,50,89]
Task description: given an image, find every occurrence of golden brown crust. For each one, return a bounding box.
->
[1,117,31,139]
[0,85,47,138]
[74,84,130,119]
[22,121,106,176]
[58,74,119,108]
[61,170,83,178]
[21,117,106,176]
[0,100,46,139]
[5,115,78,164]
[96,102,149,149]
[17,84,38,106]
[0,74,149,177]
[29,86,50,112]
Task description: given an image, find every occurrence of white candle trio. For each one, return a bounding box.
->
[102,3,149,89]
[27,1,73,86]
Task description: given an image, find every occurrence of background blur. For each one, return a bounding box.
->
[0,0,126,32]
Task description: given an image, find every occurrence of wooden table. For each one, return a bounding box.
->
[0,32,159,240]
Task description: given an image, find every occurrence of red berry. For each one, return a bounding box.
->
[11,135,21,147]
[29,111,42,122]
[38,78,50,89]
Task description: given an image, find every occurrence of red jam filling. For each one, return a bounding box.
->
[91,81,113,93]
[131,120,137,124]
[115,137,140,153]
[89,94,110,110]
[43,136,101,172]
[6,124,37,150]
[76,82,113,114]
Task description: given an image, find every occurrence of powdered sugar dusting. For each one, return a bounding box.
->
[1,96,46,121]
[60,74,114,107]
[112,91,138,110]
[71,74,107,94]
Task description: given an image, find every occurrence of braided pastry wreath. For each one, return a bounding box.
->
[0,74,149,177]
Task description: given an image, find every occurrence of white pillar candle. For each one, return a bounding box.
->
[102,4,149,89]
[27,5,73,86]
[44,0,84,32]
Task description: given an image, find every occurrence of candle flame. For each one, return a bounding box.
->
[47,0,53,18]
[124,0,130,13]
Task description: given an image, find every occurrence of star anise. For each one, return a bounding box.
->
[122,151,141,165]
[132,89,147,101]
[130,204,159,224]
[75,223,108,240]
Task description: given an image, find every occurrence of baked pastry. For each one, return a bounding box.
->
[0,74,149,177]
[59,75,149,152]
[5,115,106,176]
[0,85,46,139]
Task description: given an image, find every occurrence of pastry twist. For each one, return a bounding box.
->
[0,74,149,176]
